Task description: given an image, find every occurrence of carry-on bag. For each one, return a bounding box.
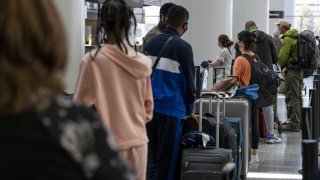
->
[227,117,243,180]
[194,95,250,179]
[204,93,242,180]
[181,92,233,180]
[193,67,250,178]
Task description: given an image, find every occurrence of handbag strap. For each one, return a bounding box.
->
[152,36,174,74]
[226,75,239,81]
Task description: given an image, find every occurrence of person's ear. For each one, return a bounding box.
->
[160,14,165,22]
[183,22,188,31]
[165,17,169,24]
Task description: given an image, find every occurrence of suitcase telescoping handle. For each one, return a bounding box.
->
[217,92,227,149]
[213,67,225,84]
[218,92,227,118]
[200,92,221,148]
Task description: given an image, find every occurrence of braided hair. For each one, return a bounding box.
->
[94,0,137,57]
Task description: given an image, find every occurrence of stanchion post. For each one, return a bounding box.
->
[302,107,312,140]
[309,89,317,139]
[315,80,320,141]
[302,139,318,180]
[195,66,201,99]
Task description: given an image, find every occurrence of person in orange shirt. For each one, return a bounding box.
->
[233,31,254,87]
[74,0,153,179]
[233,30,260,163]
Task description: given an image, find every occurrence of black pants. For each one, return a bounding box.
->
[251,102,259,150]
[146,112,183,180]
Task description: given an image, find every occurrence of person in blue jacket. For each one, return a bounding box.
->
[143,5,195,180]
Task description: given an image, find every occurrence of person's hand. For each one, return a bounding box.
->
[200,60,212,68]
[189,113,199,121]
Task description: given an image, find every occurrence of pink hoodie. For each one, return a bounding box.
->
[74,44,153,150]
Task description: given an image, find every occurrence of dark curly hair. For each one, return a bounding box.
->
[95,0,137,56]
[237,30,256,51]
[160,3,176,17]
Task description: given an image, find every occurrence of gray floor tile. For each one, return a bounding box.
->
[246,76,316,180]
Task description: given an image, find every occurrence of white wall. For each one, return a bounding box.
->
[233,0,269,39]
[269,0,285,35]
[284,0,295,29]
[189,0,233,65]
[52,0,85,93]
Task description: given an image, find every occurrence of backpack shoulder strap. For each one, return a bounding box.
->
[241,53,258,86]
[241,53,256,65]
[288,36,298,62]
[152,36,174,74]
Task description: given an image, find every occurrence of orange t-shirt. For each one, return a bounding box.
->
[232,56,252,87]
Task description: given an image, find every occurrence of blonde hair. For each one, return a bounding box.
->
[0,0,67,114]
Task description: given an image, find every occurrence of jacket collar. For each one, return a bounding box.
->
[163,26,181,37]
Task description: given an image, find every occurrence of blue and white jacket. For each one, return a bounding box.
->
[144,26,195,119]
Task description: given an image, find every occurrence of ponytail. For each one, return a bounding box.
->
[218,34,234,53]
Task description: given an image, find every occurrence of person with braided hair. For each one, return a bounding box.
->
[74,0,153,179]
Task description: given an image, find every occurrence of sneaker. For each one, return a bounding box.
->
[265,133,282,144]
[283,123,300,132]
[282,120,291,125]
[250,155,259,163]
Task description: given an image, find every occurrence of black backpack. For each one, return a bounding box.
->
[297,30,317,71]
[242,54,280,96]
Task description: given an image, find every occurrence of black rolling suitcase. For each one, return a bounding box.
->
[181,92,233,180]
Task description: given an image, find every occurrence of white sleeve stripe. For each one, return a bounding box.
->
[149,56,180,74]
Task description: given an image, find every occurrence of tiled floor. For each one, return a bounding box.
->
[247,132,303,180]
[247,76,315,180]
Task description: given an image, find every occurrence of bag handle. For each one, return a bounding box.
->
[226,75,245,87]
[226,75,239,81]
[152,36,174,74]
